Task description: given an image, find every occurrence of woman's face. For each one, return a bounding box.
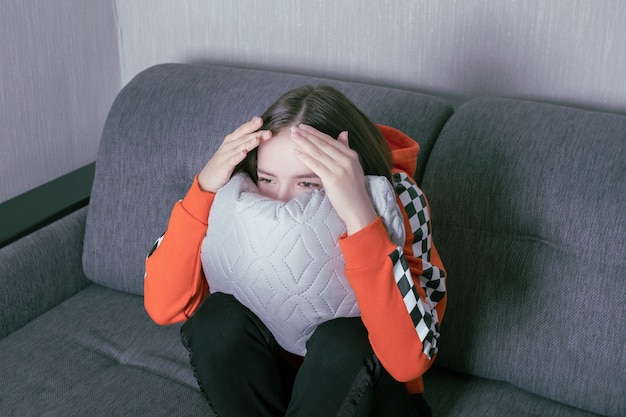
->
[256,127,322,202]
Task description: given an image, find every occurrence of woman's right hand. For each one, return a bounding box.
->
[198,117,272,192]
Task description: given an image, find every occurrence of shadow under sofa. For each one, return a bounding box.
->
[0,63,624,417]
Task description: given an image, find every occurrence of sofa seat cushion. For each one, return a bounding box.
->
[0,285,213,417]
[424,366,605,417]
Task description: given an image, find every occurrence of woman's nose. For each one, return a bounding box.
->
[274,185,294,202]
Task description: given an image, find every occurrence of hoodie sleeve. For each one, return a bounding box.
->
[144,176,214,325]
[339,171,447,383]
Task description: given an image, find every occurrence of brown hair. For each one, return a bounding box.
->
[236,85,393,182]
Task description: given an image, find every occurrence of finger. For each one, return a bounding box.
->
[224,117,263,142]
[221,132,271,167]
[296,124,339,146]
[226,147,249,167]
[221,129,272,155]
[293,147,334,179]
[337,131,349,146]
[291,126,353,169]
[294,125,352,157]
[291,129,336,166]
[292,137,353,184]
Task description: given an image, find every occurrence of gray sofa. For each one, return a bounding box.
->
[1,63,624,417]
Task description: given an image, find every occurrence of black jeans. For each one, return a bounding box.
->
[181,293,431,417]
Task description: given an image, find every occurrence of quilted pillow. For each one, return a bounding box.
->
[201,173,405,355]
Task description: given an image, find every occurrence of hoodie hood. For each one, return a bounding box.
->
[377,125,420,178]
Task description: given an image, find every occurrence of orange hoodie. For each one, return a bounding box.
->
[144,125,447,394]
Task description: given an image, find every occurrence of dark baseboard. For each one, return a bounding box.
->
[0,163,96,249]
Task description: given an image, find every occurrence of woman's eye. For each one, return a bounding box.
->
[258,177,273,184]
[300,182,320,189]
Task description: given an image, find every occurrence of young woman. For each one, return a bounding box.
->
[144,85,446,417]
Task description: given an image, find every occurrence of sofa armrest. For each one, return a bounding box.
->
[0,207,90,339]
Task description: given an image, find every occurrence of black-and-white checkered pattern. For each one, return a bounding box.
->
[147,232,165,259]
[144,231,166,280]
[390,172,446,358]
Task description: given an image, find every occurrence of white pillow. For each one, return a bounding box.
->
[201,173,405,355]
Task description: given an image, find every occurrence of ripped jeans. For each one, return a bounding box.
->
[181,293,430,417]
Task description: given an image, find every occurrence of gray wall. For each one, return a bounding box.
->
[0,1,120,203]
[116,0,626,112]
[2,0,625,205]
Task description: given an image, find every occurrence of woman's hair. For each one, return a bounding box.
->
[235,85,393,182]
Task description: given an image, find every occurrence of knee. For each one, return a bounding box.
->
[306,318,373,363]
[181,293,269,354]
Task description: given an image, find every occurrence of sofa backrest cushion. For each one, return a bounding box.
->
[421,97,625,417]
[82,63,453,295]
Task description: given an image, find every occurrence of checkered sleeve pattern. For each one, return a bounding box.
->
[144,231,166,280]
[391,172,447,359]
[147,232,166,259]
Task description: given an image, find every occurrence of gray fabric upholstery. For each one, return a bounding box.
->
[423,367,605,417]
[421,97,626,417]
[0,208,90,339]
[0,284,212,417]
[83,63,453,295]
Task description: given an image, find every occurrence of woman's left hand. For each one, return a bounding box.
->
[291,125,378,235]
